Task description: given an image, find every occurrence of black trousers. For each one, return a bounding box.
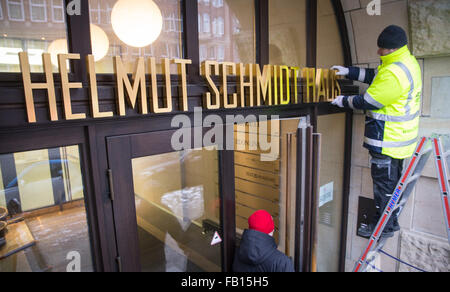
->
[370,151,404,232]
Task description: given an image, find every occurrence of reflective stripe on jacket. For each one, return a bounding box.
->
[342,45,422,159]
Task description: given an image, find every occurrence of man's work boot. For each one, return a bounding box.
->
[392,219,401,232]
[357,223,375,239]
[357,223,395,239]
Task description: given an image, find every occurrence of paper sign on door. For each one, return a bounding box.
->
[211,231,222,246]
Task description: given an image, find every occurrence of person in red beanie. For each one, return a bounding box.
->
[232,210,295,272]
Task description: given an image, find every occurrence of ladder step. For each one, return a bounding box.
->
[405,173,422,185]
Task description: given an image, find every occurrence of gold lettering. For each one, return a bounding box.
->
[202,61,221,110]
[273,66,278,105]
[174,59,192,112]
[280,66,290,105]
[328,69,335,101]
[316,69,327,103]
[333,72,342,98]
[290,67,300,104]
[58,54,85,120]
[149,58,173,113]
[255,65,272,106]
[238,63,254,107]
[324,69,335,102]
[221,62,237,109]
[19,52,57,123]
[86,55,113,118]
[114,56,148,116]
[302,68,316,103]
[18,52,347,122]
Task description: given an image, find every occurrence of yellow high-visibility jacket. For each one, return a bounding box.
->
[343,45,422,159]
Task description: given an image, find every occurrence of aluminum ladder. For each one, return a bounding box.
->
[353,136,450,272]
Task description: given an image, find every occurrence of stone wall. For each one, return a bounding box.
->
[408,0,450,58]
[340,0,450,272]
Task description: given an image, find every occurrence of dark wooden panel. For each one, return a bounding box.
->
[106,135,141,272]
[182,0,200,77]
[306,0,318,68]
[65,0,92,84]
[219,150,235,272]
[255,0,269,66]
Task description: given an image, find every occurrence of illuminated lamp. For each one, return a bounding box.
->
[47,24,109,66]
[111,0,163,48]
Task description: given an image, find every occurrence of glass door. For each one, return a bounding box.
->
[233,117,314,271]
[106,129,223,272]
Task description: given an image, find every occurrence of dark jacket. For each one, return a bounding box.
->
[232,229,295,272]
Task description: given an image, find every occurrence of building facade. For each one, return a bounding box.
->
[0,0,447,273]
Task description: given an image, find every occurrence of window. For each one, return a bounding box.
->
[29,0,47,23]
[200,45,207,61]
[0,6,67,73]
[132,148,222,272]
[217,45,224,61]
[91,0,183,74]
[7,0,25,21]
[199,0,255,64]
[212,17,224,37]
[0,146,94,272]
[164,13,179,33]
[208,46,215,59]
[90,1,101,24]
[217,17,224,36]
[0,1,4,20]
[316,0,344,68]
[198,14,202,33]
[212,0,223,8]
[269,0,307,67]
[203,13,210,33]
[51,0,64,23]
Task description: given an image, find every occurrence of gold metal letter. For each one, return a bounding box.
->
[273,66,278,105]
[302,68,316,103]
[114,56,148,116]
[280,66,290,105]
[86,55,113,118]
[58,54,86,120]
[315,69,327,103]
[333,71,342,98]
[221,62,238,109]
[238,63,254,107]
[290,67,300,104]
[255,65,272,106]
[149,58,173,113]
[19,52,57,123]
[202,61,221,110]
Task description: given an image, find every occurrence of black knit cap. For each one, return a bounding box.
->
[377,25,408,49]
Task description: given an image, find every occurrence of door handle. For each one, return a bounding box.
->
[285,133,294,256]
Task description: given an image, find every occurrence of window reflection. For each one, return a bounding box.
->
[133,148,221,272]
[233,119,301,259]
[198,0,255,64]
[90,0,183,74]
[0,0,183,73]
[316,113,345,272]
[0,145,93,272]
[316,0,344,68]
[269,0,307,67]
[0,0,67,72]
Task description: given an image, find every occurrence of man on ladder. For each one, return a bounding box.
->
[331,25,423,238]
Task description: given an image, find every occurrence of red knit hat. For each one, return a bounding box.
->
[248,210,275,234]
